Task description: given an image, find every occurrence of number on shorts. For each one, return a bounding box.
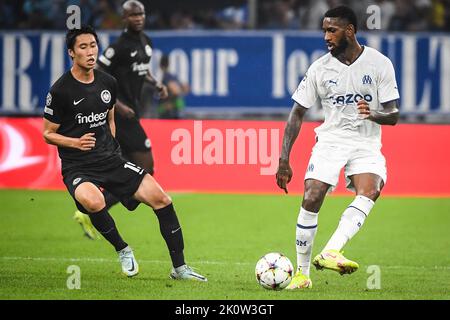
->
[124,162,142,173]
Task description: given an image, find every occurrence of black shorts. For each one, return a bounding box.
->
[63,156,147,214]
[115,115,151,155]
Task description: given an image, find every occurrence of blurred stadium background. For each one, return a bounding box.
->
[1,0,449,121]
[1,0,449,300]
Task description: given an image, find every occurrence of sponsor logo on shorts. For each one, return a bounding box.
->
[73,177,82,185]
[307,163,314,172]
[145,139,151,149]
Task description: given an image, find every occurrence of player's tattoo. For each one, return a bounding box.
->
[368,99,400,125]
[280,103,307,161]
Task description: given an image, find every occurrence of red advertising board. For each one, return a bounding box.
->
[1,118,449,196]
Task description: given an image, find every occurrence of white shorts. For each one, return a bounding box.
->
[304,141,387,192]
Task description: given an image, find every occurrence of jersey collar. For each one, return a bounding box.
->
[333,45,366,67]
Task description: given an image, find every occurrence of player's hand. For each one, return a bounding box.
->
[116,105,135,119]
[157,84,168,99]
[357,99,371,119]
[78,133,96,151]
[276,159,293,194]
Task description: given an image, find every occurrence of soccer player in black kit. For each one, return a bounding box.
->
[74,0,168,239]
[43,26,206,281]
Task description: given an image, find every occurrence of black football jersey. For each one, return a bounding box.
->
[44,69,121,173]
[97,30,153,118]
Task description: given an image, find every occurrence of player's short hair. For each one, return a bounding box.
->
[324,6,358,33]
[122,0,145,14]
[66,25,99,50]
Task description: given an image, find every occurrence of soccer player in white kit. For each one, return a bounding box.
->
[276,6,400,289]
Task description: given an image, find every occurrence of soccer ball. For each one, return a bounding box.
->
[255,252,294,290]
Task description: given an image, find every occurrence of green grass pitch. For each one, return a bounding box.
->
[0,189,449,300]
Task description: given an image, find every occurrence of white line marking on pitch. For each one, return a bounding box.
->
[1,256,449,270]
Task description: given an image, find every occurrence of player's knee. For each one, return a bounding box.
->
[358,189,381,201]
[302,188,325,212]
[81,196,106,213]
[153,192,172,209]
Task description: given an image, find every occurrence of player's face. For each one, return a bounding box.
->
[69,34,98,70]
[124,5,145,32]
[322,18,350,57]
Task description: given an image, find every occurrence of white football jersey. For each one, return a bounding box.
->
[292,46,399,147]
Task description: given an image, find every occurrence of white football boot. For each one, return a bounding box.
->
[170,265,207,282]
[118,246,139,277]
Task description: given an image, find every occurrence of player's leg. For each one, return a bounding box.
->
[73,181,138,277]
[73,209,100,240]
[128,149,154,175]
[133,174,207,281]
[121,118,154,175]
[288,141,346,289]
[314,148,387,275]
[102,119,154,210]
[287,179,329,289]
[323,173,383,252]
[74,182,127,250]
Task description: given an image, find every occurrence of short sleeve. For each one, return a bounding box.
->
[378,58,400,103]
[43,89,63,124]
[98,44,119,71]
[291,67,318,108]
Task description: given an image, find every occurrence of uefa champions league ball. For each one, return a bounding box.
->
[255,252,294,290]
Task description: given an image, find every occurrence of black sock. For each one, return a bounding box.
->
[103,190,119,210]
[154,203,185,268]
[88,207,127,251]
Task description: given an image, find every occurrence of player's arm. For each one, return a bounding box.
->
[113,98,136,119]
[96,61,136,119]
[145,72,168,99]
[276,102,308,193]
[43,118,95,151]
[166,79,183,96]
[357,99,400,125]
[108,106,116,137]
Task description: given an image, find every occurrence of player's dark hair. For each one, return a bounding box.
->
[66,25,99,50]
[324,6,358,33]
[160,55,169,68]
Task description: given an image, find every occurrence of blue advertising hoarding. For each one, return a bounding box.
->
[0,30,449,115]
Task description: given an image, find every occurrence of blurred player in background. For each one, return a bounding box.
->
[74,0,168,239]
[158,54,189,119]
[276,6,399,289]
[43,26,206,281]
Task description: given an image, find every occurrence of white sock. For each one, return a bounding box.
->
[296,207,318,277]
[324,195,375,252]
